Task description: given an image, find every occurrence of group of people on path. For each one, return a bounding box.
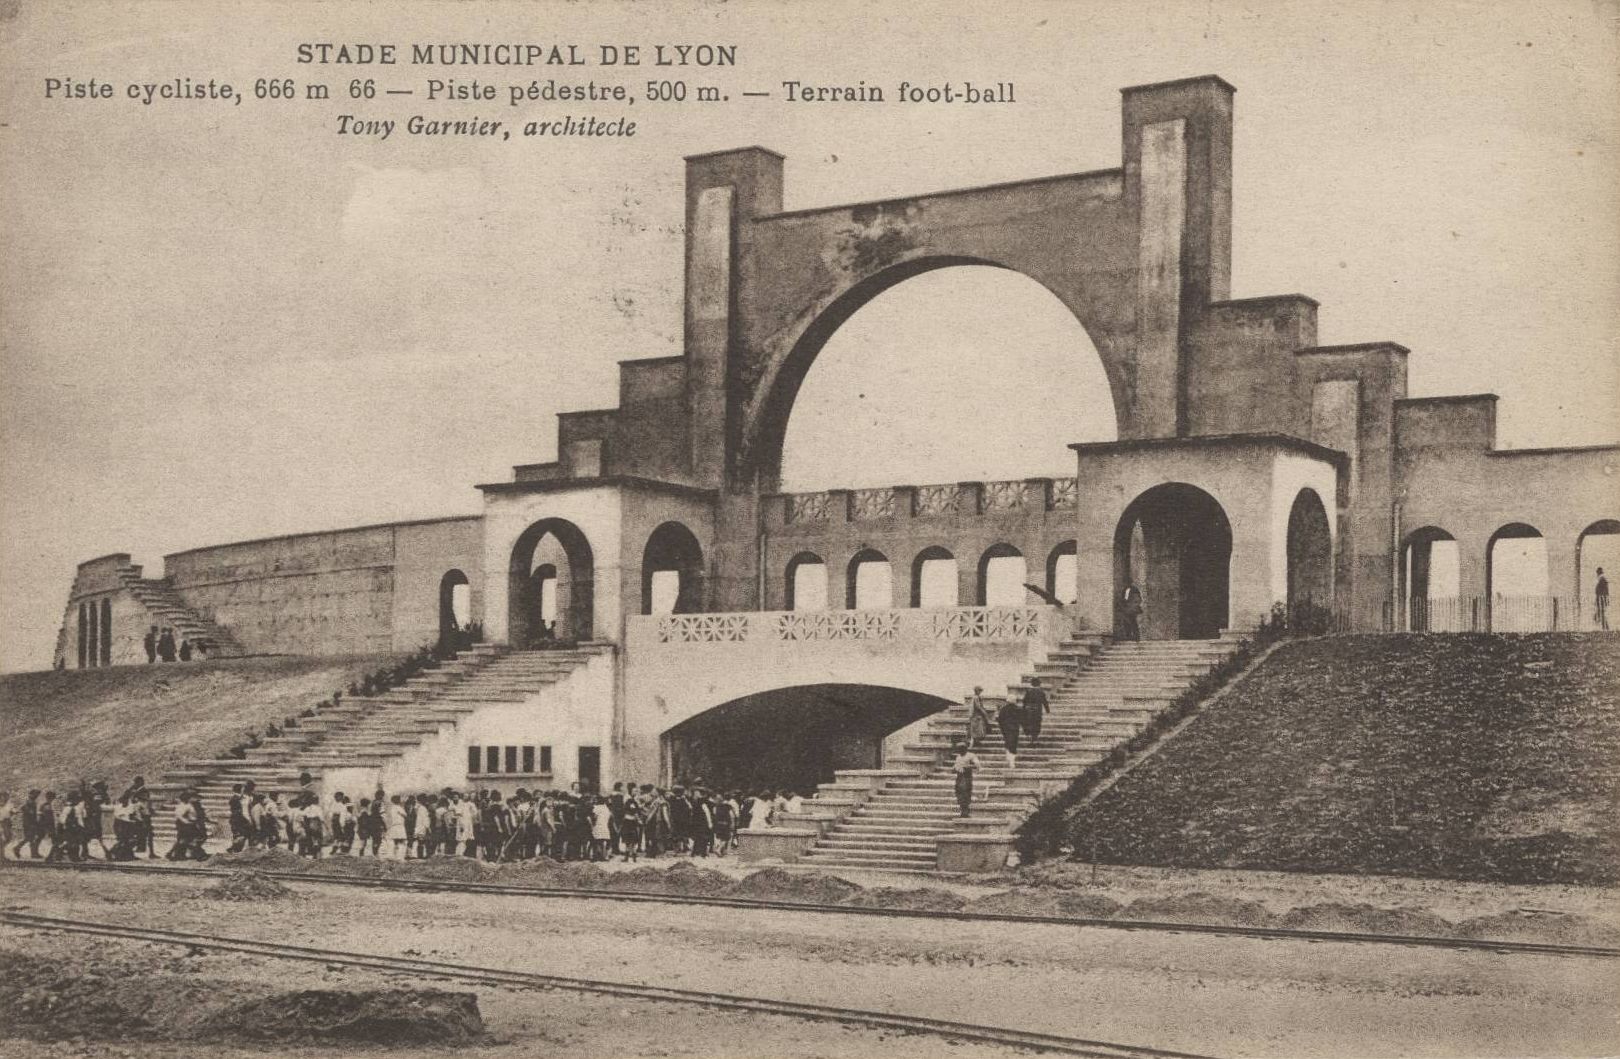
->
[4,775,811,865]
[144,625,205,664]
[2,779,159,862]
[217,778,809,863]
[952,677,1051,817]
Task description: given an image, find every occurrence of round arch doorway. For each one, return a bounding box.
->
[508,518,594,645]
[1113,483,1233,640]
[1286,488,1333,622]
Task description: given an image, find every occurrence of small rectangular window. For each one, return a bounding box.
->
[539,745,552,773]
[467,746,481,774]
[486,746,500,774]
[521,746,535,773]
[504,745,518,773]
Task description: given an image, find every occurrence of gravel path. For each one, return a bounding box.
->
[4,869,1617,1058]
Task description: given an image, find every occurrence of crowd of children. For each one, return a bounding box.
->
[1,778,810,865]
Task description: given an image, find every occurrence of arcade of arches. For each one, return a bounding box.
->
[1403,518,1620,632]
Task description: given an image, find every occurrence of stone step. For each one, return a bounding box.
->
[801,848,936,865]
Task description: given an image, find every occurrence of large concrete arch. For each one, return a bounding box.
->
[744,254,1125,493]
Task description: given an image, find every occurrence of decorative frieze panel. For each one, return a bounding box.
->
[1049,478,1079,509]
[984,479,1036,512]
[785,493,833,524]
[656,614,750,643]
[654,606,1051,646]
[913,484,966,517]
[775,610,902,641]
[851,488,900,521]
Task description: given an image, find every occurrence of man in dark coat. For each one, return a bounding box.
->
[1120,583,1144,641]
[227,783,250,852]
[143,626,158,664]
[996,698,1022,770]
[1022,678,1050,747]
[667,786,691,854]
[13,789,41,858]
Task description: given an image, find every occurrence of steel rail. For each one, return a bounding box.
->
[4,859,1614,960]
[0,909,1211,1059]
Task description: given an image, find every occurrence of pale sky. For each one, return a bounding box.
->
[2,0,1617,671]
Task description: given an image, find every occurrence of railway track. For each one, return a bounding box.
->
[5,859,1615,960]
[0,909,1210,1059]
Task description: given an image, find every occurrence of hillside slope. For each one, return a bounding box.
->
[0,656,399,793]
[1062,634,1620,884]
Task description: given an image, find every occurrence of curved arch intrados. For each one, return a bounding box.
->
[753,257,1121,491]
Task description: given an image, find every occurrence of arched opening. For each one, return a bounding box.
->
[1402,527,1462,631]
[663,684,955,794]
[531,563,559,632]
[641,521,705,616]
[1487,523,1549,632]
[1047,541,1078,605]
[847,549,893,610]
[99,598,112,666]
[1114,484,1233,640]
[910,546,958,608]
[978,543,1029,606]
[438,569,471,645]
[1286,489,1333,620]
[77,603,88,669]
[785,552,828,612]
[1578,520,1620,631]
[772,265,1118,493]
[509,518,594,645]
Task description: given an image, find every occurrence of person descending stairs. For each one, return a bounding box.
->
[798,634,1247,874]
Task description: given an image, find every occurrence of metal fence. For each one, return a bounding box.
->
[1401,595,1602,633]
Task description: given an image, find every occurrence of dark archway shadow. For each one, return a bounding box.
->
[1114,483,1232,640]
[509,518,595,645]
[1286,489,1333,618]
[438,568,470,646]
[662,684,955,795]
[642,521,705,615]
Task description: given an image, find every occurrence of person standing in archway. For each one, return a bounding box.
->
[1120,582,1143,641]
[1597,567,1610,631]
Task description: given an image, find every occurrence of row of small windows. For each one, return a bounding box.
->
[786,542,1079,611]
[467,744,552,776]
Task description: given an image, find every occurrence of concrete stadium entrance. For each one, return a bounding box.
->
[1114,483,1232,640]
[661,684,954,794]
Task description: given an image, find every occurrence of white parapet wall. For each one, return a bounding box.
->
[359,648,618,795]
[621,605,1070,781]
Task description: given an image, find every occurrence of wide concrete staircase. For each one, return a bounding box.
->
[116,562,246,657]
[797,635,1246,874]
[146,644,607,849]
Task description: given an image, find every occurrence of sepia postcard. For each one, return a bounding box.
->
[2,2,1617,1057]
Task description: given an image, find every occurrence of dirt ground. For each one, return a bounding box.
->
[54,843,1620,946]
[3,867,1617,1058]
[0,926,1034,1059]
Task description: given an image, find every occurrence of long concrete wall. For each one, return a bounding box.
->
[163,516,485,656]
[57,517,486,666]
